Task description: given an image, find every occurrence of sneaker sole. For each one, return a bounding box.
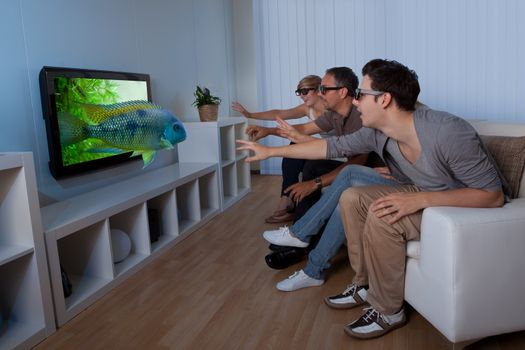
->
[343,317,407,339]
[276,280,324,292]
[268,244,302,252]
[324,297,368,310]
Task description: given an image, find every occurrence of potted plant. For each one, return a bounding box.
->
[192,86,222,122]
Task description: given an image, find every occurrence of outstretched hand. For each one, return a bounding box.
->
[232,101,250,118]
[275,117,311,143]
[370,192,424,224]
[236,139,271,162]
[245,125,268,141]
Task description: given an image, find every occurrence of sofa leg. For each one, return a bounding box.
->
[452,338,481,349]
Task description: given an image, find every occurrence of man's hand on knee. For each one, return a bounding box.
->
[370,192,425,224]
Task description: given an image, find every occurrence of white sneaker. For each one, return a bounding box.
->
[276,270,324,291]
[262,226,309,248]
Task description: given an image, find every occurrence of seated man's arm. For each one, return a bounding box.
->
[275,117,321,143]
[245,125,281,141]
[237,138,327,161]
[372,188,504,225]
[285,154,369,203]
[246,118,322,142]
[417,188,504,208]
[292,120,323,135]
[373,120,506,225]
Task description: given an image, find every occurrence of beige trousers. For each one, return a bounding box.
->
[339,185,422,315]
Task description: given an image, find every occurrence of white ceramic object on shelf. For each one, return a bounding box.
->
[110,229,131,263]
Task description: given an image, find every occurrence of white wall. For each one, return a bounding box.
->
[253,0,525,174]
[233,0,258,114]
[0,0,236,202]
[3,0,522,196]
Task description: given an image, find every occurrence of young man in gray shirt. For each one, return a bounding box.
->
[237,59,506,339]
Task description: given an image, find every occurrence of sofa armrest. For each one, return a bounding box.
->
[407,198,525,342]
[418,198,525,285]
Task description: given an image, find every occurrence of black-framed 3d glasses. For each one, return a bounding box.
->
[317,85,344,95]
[354,88,385,100]
[295,87,317,96]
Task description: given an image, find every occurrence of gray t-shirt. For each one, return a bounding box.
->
[325,108,507,194]
[314,105,362,137]
[385,139,448,191]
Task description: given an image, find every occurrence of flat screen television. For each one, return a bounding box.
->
[39,66,152,178]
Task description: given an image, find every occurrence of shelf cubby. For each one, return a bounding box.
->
[0,152,55,347]
[0,167,34,247]
[0,245,34,267]
[236,159,251,194]
[220,125,235,163]
[56,220,113,315]
[0,254,46,350]
[177,117,251,211]
[222,162,237,209]
[234,122,248,159]
[176,179,200,234]
[199,171,220,220]
[109,204,149,277]
[147,190,178,253]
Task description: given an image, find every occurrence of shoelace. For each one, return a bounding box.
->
[277,225,290,236]
[342,284,358,296]
[362,307,381,324]
[288,271,301,279]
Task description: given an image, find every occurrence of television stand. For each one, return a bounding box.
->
[41,162,220,326]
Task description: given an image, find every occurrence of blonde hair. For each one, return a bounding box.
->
[297,75,321,89]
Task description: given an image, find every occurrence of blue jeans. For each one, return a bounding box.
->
[289,165,398,279]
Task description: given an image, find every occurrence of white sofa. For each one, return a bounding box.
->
[404,121,525,346]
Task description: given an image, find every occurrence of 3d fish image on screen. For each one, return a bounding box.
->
[58,100,186,168]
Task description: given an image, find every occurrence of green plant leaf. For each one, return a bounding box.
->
[192,85,221,108]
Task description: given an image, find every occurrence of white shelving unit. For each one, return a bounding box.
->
[0,153,55,350]
[178,117,251,210]
[41,162,220,326]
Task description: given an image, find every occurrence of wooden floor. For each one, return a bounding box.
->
[35,175,525,350]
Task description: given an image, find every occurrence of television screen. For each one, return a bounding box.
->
[40,66,152,178]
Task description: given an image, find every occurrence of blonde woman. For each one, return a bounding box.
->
[232,75,326,223]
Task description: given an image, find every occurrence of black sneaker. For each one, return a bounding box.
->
[344,307,406,339]
[268,244,296,252]
[264,247,307,270]
[324,283,368,309]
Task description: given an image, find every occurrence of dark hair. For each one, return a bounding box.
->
[362,59,389,77]
[363,59,420,111]
[325,67,358,97]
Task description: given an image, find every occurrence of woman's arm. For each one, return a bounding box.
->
[232,102,308,120]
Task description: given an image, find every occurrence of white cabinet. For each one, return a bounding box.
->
[0,153,55,350]
[41,162,220,326]
[178,117,251,209]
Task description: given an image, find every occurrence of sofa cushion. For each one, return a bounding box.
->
[406,241,420,259]
[480,135,525,199]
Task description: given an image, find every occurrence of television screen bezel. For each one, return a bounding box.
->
[39,66,152,179]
